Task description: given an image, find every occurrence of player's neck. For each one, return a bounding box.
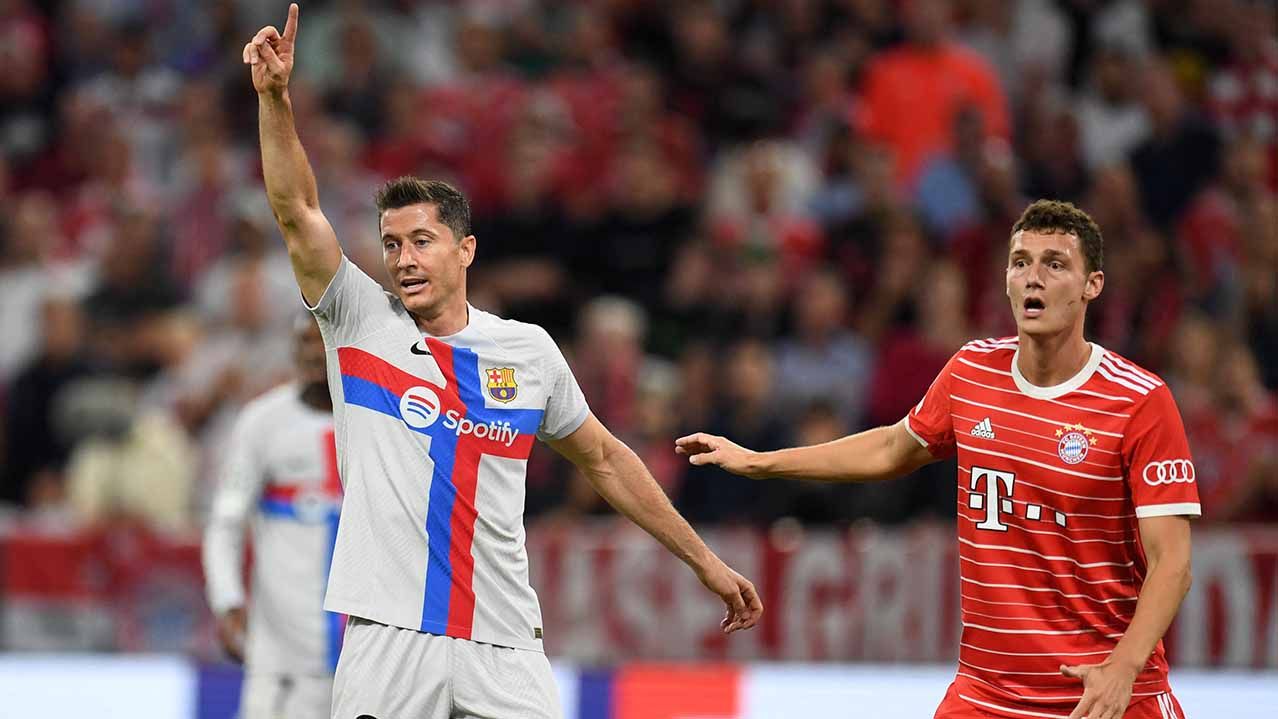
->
[1015,329,1092,387]
[414,299,469,337]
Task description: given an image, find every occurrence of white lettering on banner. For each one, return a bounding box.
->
[1142,459,1196,485]
[613,533,668,657]
[535,531,608,662]
[971,466,1016,531]
[1177,535,1256,666]
[859,534,912,660]
[782,536,849,661]
[6,526,1278,666]
[702,533,764,660]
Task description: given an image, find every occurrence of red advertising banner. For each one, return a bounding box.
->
[3,522,1276,667]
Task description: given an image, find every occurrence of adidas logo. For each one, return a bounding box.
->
[971,417,996,439]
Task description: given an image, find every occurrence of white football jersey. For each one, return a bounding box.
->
[202,383,344,675]
[309,257,589,651]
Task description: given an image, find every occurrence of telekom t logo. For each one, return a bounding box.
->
[969,466,1015,531]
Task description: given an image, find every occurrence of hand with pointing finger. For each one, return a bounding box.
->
[675,433,765,478]
[243,3,299,96]
[1061,660,1137,719]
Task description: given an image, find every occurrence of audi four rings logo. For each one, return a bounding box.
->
[1142,459,1196,485]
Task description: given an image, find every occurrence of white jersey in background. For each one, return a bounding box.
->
[203,383,345,675]
[309,257,589,651]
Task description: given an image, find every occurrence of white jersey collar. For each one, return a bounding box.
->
[1010,342,1104,399]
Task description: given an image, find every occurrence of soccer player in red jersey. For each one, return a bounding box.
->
[679,199,1199,719]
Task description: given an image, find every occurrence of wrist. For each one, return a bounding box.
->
[1107,649,1146,676]
[746,451,771,479]
[687,546,720,576]
[258,87,290,103]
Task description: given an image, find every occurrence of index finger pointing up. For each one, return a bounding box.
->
[283,3,299,42]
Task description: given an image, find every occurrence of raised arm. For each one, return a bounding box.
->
[548,414,763,634]
[244,3,341,305]
[675,418,936,482]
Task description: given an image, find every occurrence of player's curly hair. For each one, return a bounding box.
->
[375,176,471,242]
[1011,199,1103,274]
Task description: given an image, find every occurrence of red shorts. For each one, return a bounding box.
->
[934,682,1186,718]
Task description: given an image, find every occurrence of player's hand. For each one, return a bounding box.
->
[675,433,764,478]
[696,560,763,634]
[243,3,299,96]
[1060,660,1137,719]
[216,607,247,663]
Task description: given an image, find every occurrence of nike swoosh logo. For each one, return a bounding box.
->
[410,342,432,356]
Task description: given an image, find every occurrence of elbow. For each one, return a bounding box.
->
[1180,563,1193,598]
[268,195,318,226]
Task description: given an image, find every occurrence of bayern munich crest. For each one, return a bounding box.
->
[486,367,518,403]
[1055,422,1096,465]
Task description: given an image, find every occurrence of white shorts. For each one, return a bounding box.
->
[331,616,561,719]
[241,672,334,719]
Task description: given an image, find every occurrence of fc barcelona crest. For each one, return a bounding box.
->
[486,367,518,403]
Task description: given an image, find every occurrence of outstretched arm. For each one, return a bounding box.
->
[547,414,763,633]
[244,3,341,305]
[675,418,937,482]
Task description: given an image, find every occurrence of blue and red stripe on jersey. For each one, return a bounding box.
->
[336,339,543,640]
[257,428,346,670]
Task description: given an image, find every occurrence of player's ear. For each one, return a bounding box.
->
[459,234,476,269]
[1083,270,1104,302]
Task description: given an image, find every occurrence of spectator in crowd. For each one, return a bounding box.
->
[774,269,873,427]
[858,0,1009,186]
[1,295,93,507]
[677,338,789,526]
[1130,58,1222,230]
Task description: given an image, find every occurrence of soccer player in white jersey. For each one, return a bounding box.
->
[242,6,762,718]
[203,316,342,718]
[680,200,1199,719]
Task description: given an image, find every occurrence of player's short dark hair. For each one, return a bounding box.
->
[1011,199,1104,274]
[374,176,471,242]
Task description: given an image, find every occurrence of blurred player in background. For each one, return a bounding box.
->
[680,200,1198,719]
[203,315,342,718]
[243,5,761,718]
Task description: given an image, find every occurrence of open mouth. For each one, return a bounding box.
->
[400,277,429,294]
[1023,296,1045,318]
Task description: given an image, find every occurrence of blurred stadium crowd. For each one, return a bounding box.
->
[0,0,1275,536]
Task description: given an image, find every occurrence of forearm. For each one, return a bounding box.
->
[1108,552,1192,672]
[202,518,248,613]
[755,423,915,483]
[258,90,320,221]
[586,440,716,572]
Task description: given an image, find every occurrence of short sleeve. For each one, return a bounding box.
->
[904,352,958,459]
[535,329,590,442]
[1123,385,1201,518]
[307,255,395,348]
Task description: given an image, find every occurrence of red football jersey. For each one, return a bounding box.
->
[906,337,1201,718]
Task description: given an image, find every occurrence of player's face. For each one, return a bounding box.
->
[294,318,327,388]
[1005,230,1103,338]
[380,203,476,318]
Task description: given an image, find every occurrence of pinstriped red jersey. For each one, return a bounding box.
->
[906,336,1201,718]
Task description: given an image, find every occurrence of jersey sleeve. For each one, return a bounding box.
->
[903,352,959,458]
[306,255,394,348]
[534,328,590,442]
[1123,384,1202,518]
[202,403,270,614]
